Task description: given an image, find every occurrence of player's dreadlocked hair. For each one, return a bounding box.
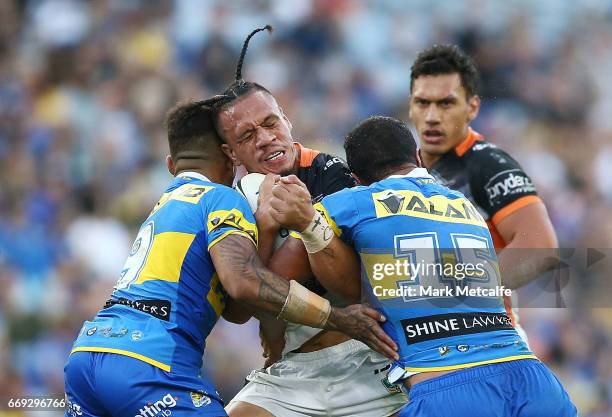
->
[165,27,274,155]
[410,44,480,98]
[198,25,274,125]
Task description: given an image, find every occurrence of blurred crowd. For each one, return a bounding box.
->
[0,0,610,416]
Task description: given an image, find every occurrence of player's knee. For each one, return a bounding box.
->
[225,401,276,417]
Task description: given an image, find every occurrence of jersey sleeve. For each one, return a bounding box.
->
[468,145,540,225]
[312,154,357,202]
[205,187,258,251]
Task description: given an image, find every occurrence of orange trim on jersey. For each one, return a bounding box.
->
[294,142,320,168]
[487,221,507,250]
[454,128,484,157]
[491,195,541,226]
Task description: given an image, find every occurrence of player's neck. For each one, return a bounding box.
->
[420,151,440,168]
[174,161,220,184]
[385,163,420,178]
[290,144,301,174]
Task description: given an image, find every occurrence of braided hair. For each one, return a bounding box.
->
[199,25,273,109]
[165,26,274,154]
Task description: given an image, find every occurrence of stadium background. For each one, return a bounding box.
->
[0,0,610,416]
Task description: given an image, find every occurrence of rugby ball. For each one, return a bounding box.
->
[234,173,289,249]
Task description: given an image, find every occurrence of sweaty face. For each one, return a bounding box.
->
[216,91,297,175]
[409,73,480,160]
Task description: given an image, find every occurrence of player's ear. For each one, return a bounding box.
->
[467,95,480,123]
[166,155,175,175]
[351,172,363,185]
[221,143,242,167]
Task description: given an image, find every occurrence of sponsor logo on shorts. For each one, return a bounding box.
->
[86,326,97,336]
[65,395,83,416]
[438,346,450,356]
[484,169,536,206]
[381,377,403,394]
[189,391,211,408]
[401,312,514,344]
[136,393,177,417]
[99,327,128,338]
[457,344,470,353]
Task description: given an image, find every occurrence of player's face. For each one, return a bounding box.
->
[409,73,480,158]
[217,91,297,175]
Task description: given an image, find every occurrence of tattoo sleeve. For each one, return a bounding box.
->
[210,234,289,313]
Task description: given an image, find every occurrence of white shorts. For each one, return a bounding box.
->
[228,339,407,417]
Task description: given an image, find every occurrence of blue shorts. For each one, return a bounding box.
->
[64,351,227,417]
[399,359,577,417]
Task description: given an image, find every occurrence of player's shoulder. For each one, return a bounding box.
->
[295,141,348,171]
[312,152,348,172]
[463,137,529,181]
[464,139,513,165]
[321,183,360,205]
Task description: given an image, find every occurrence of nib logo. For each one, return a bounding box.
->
[135,394,177,417]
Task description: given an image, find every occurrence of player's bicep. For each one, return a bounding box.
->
[209,233,260,301]
[495,201,557,248]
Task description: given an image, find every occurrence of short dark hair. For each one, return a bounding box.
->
[165,101,220,159]
[344,116,418,184]
[410,44,479,98]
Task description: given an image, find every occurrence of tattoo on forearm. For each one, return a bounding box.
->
[254,262,289,307]
[213,235,289,312]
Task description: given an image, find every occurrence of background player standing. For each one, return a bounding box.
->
[407,44,559,290]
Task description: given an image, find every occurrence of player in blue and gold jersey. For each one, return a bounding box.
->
[63,102,398,417]
[269,116,576,416]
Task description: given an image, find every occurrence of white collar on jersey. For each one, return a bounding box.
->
[176,171,211,182]
[386,167,434,180]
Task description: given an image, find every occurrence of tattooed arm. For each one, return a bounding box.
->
[210,234,287,312]
[268,175,363,302]
[209,234,398,360]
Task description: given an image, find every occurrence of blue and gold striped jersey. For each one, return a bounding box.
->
[71,172,257,375]
[316,168,535,380]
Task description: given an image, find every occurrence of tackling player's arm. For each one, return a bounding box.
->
[495,202,559,289]
[470,147,559,289]
[269,175,362,302]
[254,174,283,266]
[209,234,397,359]
[266,154,357,283]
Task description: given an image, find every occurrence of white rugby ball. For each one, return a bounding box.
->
[234,173,289,249]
